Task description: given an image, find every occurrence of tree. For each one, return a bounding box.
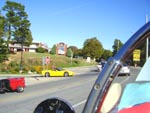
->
[112,39,123,56]
[0,11,5,38]
[50,44,56,54]
[82,37,103,59]
[2,1,33,48]
[102,49,112,60]
[0,38,8,63]
[76,49,83,56]
[66,48,73,57]
[68,46,78,57]
[0,12,8,62]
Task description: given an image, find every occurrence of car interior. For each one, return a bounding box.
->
[101,57,150,113]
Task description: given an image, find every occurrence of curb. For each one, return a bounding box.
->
[0,66,96,86]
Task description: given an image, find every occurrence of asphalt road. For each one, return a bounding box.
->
[0,66,140,113]
[0,66,98,113]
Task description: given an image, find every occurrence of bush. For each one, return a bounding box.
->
[30,67,36,72]
[8,61,19,67]
[33,66,43,74]
[36,47,45,53]
[74,60,80,64]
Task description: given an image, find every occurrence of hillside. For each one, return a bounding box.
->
[0,52,97,74]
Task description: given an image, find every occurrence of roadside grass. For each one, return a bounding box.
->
[0,52,97,74]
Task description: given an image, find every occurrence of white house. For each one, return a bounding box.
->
[9,41,49,52]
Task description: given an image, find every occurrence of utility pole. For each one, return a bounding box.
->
[146,14,149,61]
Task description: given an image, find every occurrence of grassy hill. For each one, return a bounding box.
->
[0,52,97,74]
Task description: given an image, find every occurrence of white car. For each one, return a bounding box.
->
[97,62,130,76]
[119,64,130,76]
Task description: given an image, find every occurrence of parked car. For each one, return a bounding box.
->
[119,64,130,76]
[41,67,75,77]
[0,77,25,93]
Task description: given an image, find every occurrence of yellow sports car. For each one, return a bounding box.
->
[41,68,75,77]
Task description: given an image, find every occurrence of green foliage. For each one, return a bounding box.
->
[0,52,97,74]
[36,47,45,53]
[8,61,19,67]
[76,49,83,57]
[102,49,112,60]
[112,39,123,56]
[0,13,5,38]
[2,1,33,48]
[6,61,20,73]
[0,38,8,63]
[68,46,77,57]
[82,37,104,59]
[0,12,8,62]
[68,46,84,57]
[66,48,73,57]
[50,44,56,54]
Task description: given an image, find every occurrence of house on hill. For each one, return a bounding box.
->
[9,41,49,53]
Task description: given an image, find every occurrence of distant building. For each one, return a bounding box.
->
[9,41,49,52]
[56,42,67,55]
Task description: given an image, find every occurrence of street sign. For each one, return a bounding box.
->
[46,56,50,64]
[42,56,50,65]
[133,49,141,61]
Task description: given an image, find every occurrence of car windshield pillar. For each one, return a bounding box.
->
[82,22,150,113]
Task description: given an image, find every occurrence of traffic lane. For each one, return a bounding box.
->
[0,71,98,113]
[0,67,140,113]
[71,67,140,113]
[0,72,98,102]
[114,67,141,88]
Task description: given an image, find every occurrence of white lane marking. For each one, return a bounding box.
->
[73,100,87,108]
[120,76,130,85]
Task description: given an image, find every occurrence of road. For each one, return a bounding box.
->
[0,66,140,113]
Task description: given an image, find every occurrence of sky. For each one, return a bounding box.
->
[0,0,150,50]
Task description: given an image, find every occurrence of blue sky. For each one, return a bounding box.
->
[0,0,150,50]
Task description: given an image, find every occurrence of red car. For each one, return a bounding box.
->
[0,77,25,93]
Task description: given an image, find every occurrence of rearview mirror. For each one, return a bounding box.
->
[34,97,75,113]
[101,83,122,113]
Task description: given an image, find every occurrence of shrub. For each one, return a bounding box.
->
[33,66,43,74]
[30,67,36,72]
[36,47,45,53]
[8,61,19,67]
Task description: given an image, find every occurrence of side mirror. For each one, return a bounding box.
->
[101,83,122,113]
[34,97,75,113]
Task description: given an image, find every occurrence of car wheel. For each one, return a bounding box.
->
[17,86,24,93]
[64,72,69,77]
[45,72,50,77]
[0,81,5,94]
[0,89,5,94]
[127,73,130,76]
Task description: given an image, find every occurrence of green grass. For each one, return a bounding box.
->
[0,52,97,74]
